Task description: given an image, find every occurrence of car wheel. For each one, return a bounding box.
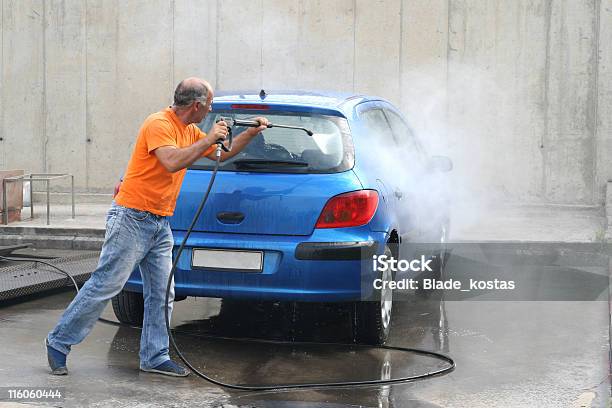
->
[112,289,144,326]
[353,243,394,345]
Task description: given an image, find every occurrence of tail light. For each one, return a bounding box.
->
[315,190,379,229]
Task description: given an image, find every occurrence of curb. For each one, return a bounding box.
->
[0,226,104,250]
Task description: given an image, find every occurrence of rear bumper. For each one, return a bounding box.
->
[295,241,378,260]
[124,227,386,302]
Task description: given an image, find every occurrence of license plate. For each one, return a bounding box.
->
[191,248,263,272]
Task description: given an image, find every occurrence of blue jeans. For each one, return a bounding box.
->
[47,202,175,369]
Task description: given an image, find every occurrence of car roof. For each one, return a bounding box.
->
[213,90,384,116]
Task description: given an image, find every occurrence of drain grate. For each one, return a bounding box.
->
[0,252,99,301]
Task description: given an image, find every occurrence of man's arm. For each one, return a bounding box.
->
[205,117,269,162]
[154,120,228,172]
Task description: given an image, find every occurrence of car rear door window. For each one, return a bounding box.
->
[383,109,426,165]
[360,109,393,145]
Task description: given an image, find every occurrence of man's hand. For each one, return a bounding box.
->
[244,117,269,136]
[208,119,229,145]
[113,179,122,197]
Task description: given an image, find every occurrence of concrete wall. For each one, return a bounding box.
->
[0,0,610,205]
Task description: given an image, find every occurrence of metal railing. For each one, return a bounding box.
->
[1,173,75,225]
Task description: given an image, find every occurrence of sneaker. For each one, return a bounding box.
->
[45,338,68,375]
[140,360,189,377]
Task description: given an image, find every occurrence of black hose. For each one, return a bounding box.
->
[162,148,455,390]
[1,148,455,391]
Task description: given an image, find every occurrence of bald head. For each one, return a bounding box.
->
[173,77,212,107]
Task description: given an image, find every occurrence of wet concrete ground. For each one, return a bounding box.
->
[0,244,610,407]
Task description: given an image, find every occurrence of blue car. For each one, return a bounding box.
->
[113,90,451,344]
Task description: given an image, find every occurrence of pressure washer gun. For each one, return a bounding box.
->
[214,117,234,154]
[214,116,314,154]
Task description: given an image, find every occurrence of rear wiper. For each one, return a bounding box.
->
[232,159,309,169]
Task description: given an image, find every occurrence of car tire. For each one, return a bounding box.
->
[112,289,144,326]
[353,243,394,345]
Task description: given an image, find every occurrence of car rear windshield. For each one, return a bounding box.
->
[189,110,354,173]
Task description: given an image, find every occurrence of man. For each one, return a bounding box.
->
[46,77,268,377]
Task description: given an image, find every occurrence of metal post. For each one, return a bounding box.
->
[71,175,75,219]
[2,179,7,225]
[29,174,33,220]
[46,179,50,226]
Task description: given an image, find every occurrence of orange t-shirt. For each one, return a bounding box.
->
[115,107,216,216]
